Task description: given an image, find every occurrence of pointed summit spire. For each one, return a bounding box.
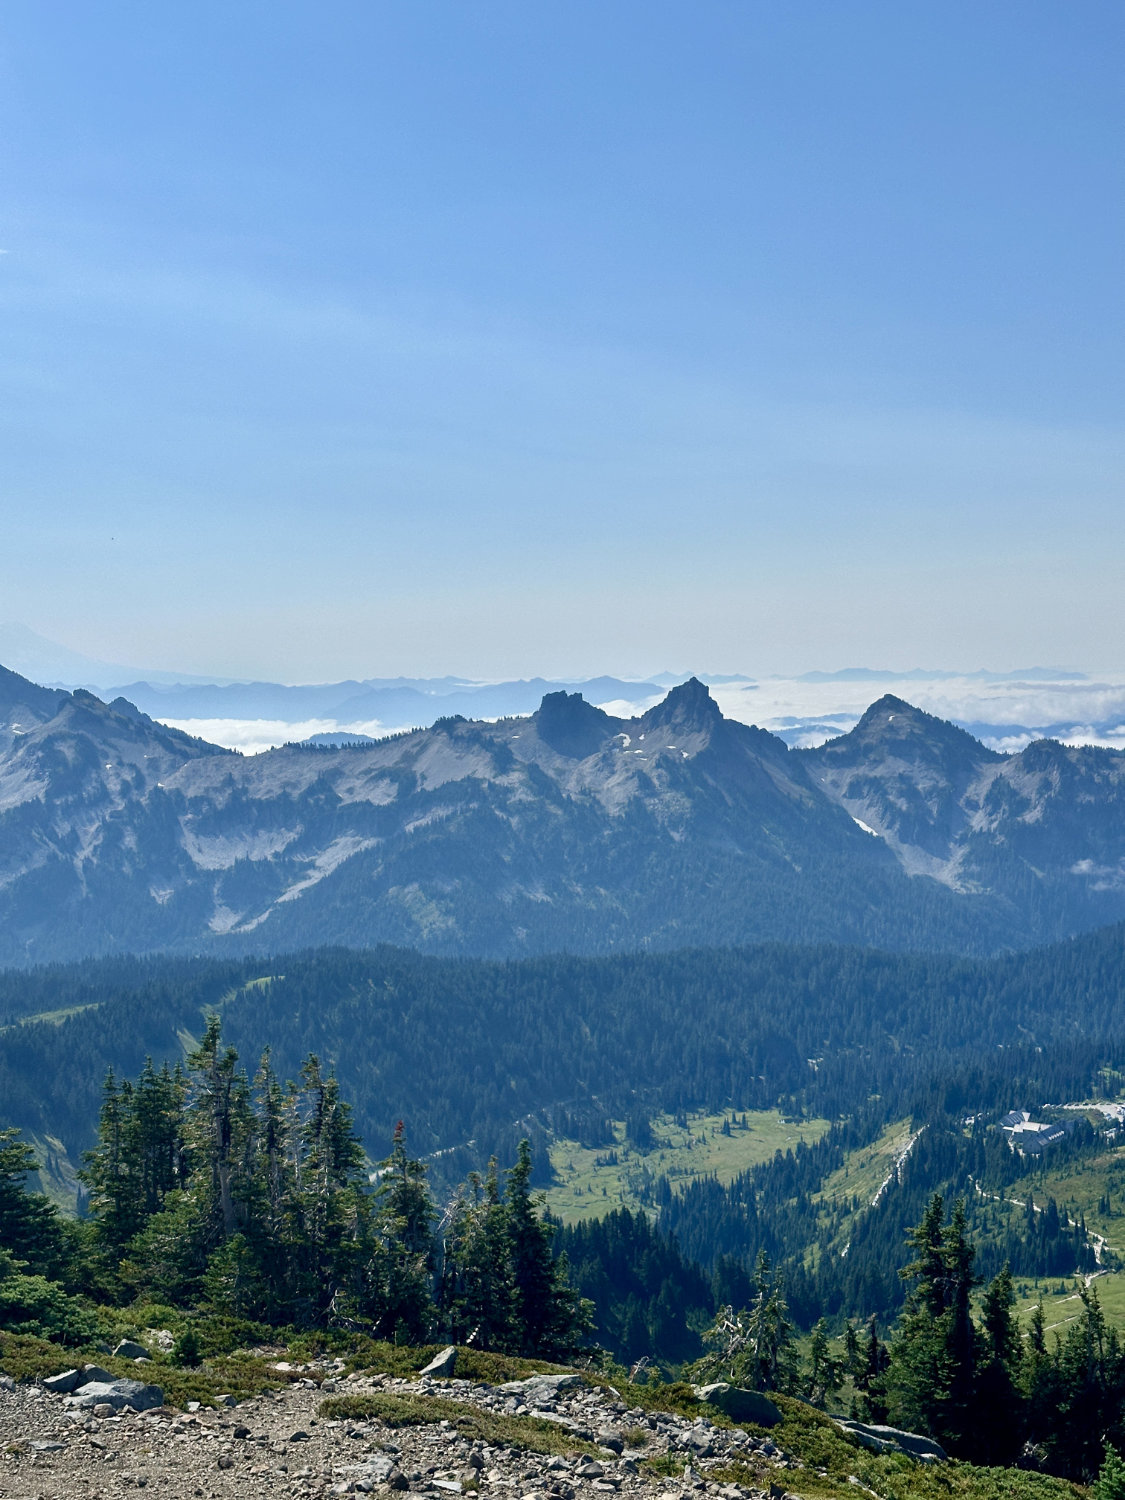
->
[641,677,723,732]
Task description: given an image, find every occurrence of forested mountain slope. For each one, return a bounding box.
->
[3,927,1125,1182]
[2,664,1125,962]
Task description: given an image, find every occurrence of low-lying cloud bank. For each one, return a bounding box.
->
[158,671,1125,756]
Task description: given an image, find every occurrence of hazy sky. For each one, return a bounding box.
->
[2,2,1123,682]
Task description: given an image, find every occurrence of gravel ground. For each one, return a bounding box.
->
[0,1362,806,1500]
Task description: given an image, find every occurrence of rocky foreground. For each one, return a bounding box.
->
[0,1354,864,1500]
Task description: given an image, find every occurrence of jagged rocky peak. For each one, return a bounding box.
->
[641,676,723,733]
[817,694,1001,767]
[533,690,616,759]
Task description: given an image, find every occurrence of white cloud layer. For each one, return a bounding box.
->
[160,672,1125,756]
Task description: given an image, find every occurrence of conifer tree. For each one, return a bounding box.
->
[440,1160,511,1349]
[885,1194,979,1450]
[368,1123,436,1342]
[0,1128,64,1274]
[973,1265,1023,1465]
[505,1138,590,1358]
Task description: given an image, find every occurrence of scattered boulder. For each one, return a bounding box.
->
[80,1364,116,1385]
[499,1372,584,1403]
[43,1368,83,1394]
[691,1383,781,1428]
[113,1340,150,1361]
[418,1346,458,1379]
[682,1429,713,1458]
[65,1378,164,1414]
[834,1419,947,1462]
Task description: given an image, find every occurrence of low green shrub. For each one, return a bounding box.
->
[0,1273,100,1345]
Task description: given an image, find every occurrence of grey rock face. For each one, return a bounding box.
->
[113,1339,150,1360]
[418,1345,458,1378]
[834,1418,947,1461]
[691,1383,782,1428]
[42,1368,83,1394]
[65,1378,164,1413]
[499,1372,584,1402]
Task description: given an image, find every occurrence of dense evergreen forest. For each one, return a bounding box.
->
[1,929,1123,1345]
[4,926,1125,1173]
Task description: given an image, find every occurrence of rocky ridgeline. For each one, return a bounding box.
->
[0,1351,941,1500]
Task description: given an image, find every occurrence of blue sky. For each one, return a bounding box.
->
[2,2,1123,681]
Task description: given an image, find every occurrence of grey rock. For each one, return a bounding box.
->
[834,1419,947,1462]
[43,1367,83,1394]
[597,1427,624,1454]
[499,1373,584,1403]
[80,1364,117,1384]
[0,1374,14,1392]
[30,1439,67,1451]
[113,1340,150,1360]
[344,1457,398,1484]
[419,1346,458,1379]
[575,1461,605,1479]
[66,1379,164,1413]
[691,1384,781,1429]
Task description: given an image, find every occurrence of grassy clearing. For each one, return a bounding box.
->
[813,1119,916,1211]
[990,1134,1125,1334]
[319,1391,599,1456]
[24,1131,83,1213]
[546,1109,829,1225]
[1007,1143,1125,1252]
[1012,1269,1125,1339]
[0,1001,104,1030]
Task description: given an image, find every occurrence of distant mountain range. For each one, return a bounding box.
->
[1,660,1124,965]
[94,673,664,727]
